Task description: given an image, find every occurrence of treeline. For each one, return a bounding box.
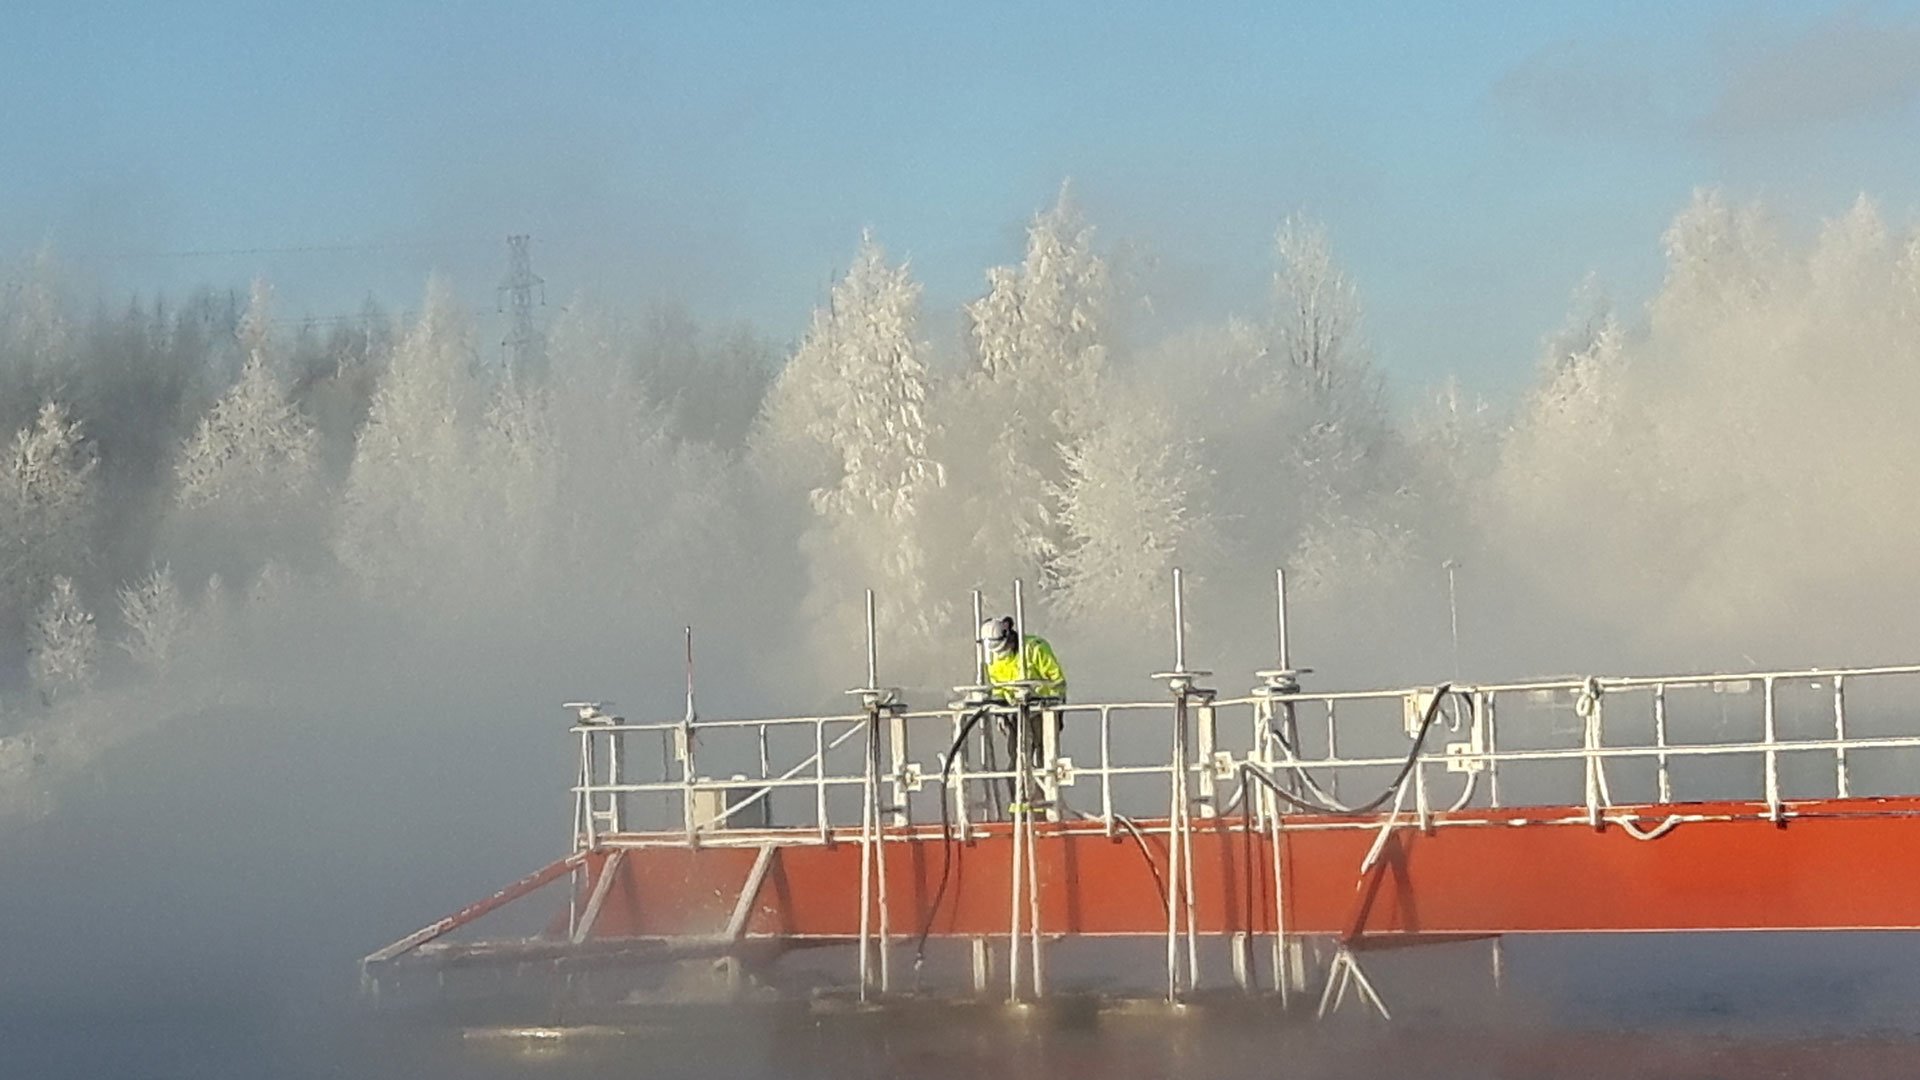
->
[6,185,1920,740]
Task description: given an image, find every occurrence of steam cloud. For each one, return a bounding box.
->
[2,184,1918,1028]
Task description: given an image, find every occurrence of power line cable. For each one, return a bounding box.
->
[77,238,488,261]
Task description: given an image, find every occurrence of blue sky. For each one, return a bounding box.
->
[5,1,1920,397]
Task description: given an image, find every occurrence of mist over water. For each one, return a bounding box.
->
[5,185,1920,1076]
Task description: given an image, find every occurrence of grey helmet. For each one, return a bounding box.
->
[979,616,1017,658]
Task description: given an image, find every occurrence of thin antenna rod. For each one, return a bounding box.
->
[1276,568,1292,671]
[1444,560,1461,681]
[865,588,879,689]
[683,626,696,724]
[1012,580,1028,683]
[972,589,986,685]
[1172,567,1187,673]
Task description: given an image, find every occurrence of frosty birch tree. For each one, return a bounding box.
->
[1206,214,1406,596]
[337,277,484,594]
[1052,388,1209,622]
[1651,187,1783,333]
[30,576,98,700]
[175,281,321,534]
[770,233,945,652]
[117,565,191,674]
[0,247,70,433]
[1272,215,1362,395]
[0,401,97,629]
[954,185,1113,589]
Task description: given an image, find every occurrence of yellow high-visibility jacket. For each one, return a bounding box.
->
[986,635,1066,703]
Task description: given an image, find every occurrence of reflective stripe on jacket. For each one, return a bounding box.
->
[986,635,1066,702]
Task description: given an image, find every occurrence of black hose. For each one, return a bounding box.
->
[913,707,992,967]
[1259,682,1456,816]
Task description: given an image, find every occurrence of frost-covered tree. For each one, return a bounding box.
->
[966,184,1111,433]
[1271,215,1363,395]
[1052,388,1208,622]
[0,401,97,629]
[336,277,485,594]
[1652,187,1784,333]
[757,233,946,659]
[950,186,1114,590]
[117,565,190,674]
[175,282,321,525]
[0,247,71,431]
[30,576,97,700]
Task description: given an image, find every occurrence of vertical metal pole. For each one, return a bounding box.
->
[890,710,910,828]
[972,590,987,684]
[1040,705,1061,821]
[875,713,893,993]
[1443,559,1461,680]
[857,720,875,1000]
[1834,675,1850,799]
[1008,713,1027,1002]
[1172,567,1188,673]
[1654,684,1672,803]
[1485,694,1501,809]
[1027,737,1045,997]
[971,937,992,997]
[1196,698,1219,818]
[1325,701,1340,802]
[1268,777,1289,1006]
[865,589,878,690]
[1763,675,1781,821]
[1100,706,1115,834]
[815,719,829,843]
[582,732,600,849]
[952,710,970,839]
[608,722,624,834]
[682,626,698,842]
[575,727,592,852]
[1180,733,1199,993]
[1166,713,1183,1002]
[1012,579,1028,682]
[1275,568,1291,671]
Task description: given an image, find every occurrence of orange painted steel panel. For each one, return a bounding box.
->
[575,796,1920,942]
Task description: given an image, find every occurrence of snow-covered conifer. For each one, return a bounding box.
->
[1052,389,1208,622]
[337,277,481,590]
[30,576,97,699]
[1271,215,1362,395]
[0,401,97,620]
[117,565,190,674]
[176,293,320,515]
[951,186,1115,591]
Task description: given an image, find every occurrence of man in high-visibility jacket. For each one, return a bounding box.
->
[979,616,1067,794]
[979,616,1066,703]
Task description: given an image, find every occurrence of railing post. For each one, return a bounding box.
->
[1763,675,1781,822]
[1099,705,1115,834]
[1834,674,1850,799]
[608,722,625,835]
[1653,683,1672,804]
[814,719,829,843]
[889,709,910,828]
[1196,696,1220,819]
[1152,567,1211,1002]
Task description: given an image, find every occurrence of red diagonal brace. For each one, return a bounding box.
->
[364,850,591,968]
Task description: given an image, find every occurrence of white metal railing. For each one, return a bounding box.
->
[568,663,1920,848]
[558,572,1920,1004]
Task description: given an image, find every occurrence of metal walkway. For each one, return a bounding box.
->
[364,571,1920,1015]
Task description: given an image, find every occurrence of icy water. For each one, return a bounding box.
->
[11,712,1920,1078]
[12,933,1920,1080]
[9,991,1920,1080]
